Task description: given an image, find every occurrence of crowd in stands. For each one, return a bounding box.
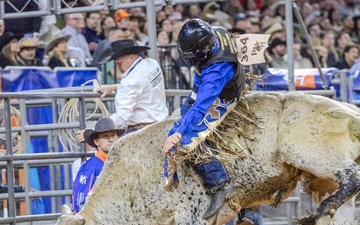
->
[1,0,360,81]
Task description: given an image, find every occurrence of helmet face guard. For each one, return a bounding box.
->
[177,19,216,67]
[177,36,215,66]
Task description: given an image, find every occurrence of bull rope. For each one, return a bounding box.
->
[57,80,110,152]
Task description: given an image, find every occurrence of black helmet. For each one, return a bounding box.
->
[177,19,216,67]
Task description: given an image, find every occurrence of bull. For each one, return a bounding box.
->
[55,92,360,225]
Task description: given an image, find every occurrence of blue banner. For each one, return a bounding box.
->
[256,68,337,91]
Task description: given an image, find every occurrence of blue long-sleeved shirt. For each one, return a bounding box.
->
[175,61,236,137]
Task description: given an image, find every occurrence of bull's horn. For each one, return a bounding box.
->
[60,204,73,215]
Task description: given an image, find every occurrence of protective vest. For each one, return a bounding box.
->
[196,27,245,100]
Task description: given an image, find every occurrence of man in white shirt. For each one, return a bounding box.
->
[96,39,168,132]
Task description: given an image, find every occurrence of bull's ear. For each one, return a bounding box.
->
[60,204,73,215]
[76,218,85,225]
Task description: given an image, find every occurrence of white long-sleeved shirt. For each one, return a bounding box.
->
[110,57,168,127]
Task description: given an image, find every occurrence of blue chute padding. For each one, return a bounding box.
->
[1,67,56,92]
[28,142,45,214]
[256,68,337,91]
[53,67,98,87]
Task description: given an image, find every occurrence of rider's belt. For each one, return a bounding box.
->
[127,122,154,130]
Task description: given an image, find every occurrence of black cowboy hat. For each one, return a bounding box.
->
[84,118,125,148]
[0,32,16,51]
[269,38,286,52]
[99,39,150,64]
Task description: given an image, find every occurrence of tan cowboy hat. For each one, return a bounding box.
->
[99,39,150,64]
[264,22,284,35]
[84,118,125,148]
[45,34,71,54]
[18,38,38,50]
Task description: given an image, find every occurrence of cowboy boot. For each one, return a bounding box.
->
[203,182,237,220]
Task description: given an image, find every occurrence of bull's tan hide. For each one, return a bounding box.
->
[55,92,360,225]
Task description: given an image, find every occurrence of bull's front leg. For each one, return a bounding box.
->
[314,163,360,222]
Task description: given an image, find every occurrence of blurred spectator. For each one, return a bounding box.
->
[308,24,322,39]
[92,27,127,68]
[260,4,274,17]
[163,4,175,17]
[224,0,243,17]
[129,15,147,45]
[352,15,360,44]
[174,4,184,15]
[38,15,62,61]
[249,17,261,33]
[0,32,21,68]
[336,31,353,60]
[82,12,102,54]
[137,19,149,45]
[114,9,132,29]
[283,39,313,69]
[312,38,329,68]
[0,19,4,37]
[233,13,251,33]
[243,0,261,16]
[98,16,116,40]
[331,44,359,69]
[17,38,43,66]
[128,7,146,18]
[320,18,333,33]
[320,30,339,66]
[168,12,183,24]
[156,11,167,28]
[341,15,355,36]
[328,8,342,33]
[45,34,78,69]
[159,19,173,42]
[62,13,92,66]
[170,21,184,61]
[267,38,287,68]
[22,32,43,60]
[339,0,360,18]
[273,2,285,20]
[185,3,201,19]
[304,4,323,26]
[4,1,41,38]
[157,30,170,46]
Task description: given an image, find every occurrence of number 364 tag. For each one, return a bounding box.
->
[235,34,271,65]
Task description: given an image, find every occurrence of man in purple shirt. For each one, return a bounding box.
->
[162,19,245,220]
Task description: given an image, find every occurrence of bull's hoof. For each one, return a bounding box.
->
[294,213,316,225]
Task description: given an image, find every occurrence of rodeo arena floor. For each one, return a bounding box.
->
[2,0,360,225]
